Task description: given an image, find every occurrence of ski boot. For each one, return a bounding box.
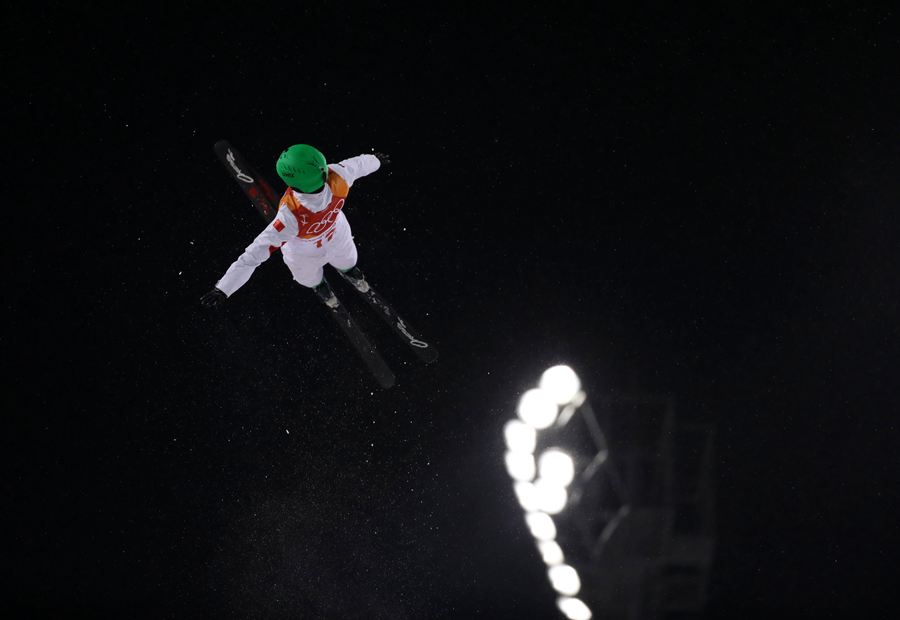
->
[313,278,340,309]
[339,265,370,293]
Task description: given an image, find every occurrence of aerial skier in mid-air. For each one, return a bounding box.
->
[202,142,436,388]
[202,144,383,309]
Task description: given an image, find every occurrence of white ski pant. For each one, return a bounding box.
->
[281,212,358,287]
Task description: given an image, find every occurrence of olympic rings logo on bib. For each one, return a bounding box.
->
[300,198,345,238]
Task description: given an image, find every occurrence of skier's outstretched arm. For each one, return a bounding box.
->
[330,152,388,187]
[202,208,298,306]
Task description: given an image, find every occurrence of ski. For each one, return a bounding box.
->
[337,272,439,365]
[214,139,396,389]
[323,293,396,389]
[214,139,281,222]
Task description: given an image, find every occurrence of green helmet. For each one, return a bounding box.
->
[276,144,328,192]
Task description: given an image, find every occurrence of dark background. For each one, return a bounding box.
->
[5,5,898,619]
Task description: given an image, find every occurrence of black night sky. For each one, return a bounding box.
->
[6,5,899,619]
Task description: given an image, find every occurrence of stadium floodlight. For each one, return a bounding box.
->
[524,511,557,541]
[537,540,564,566]
[548,564,581,596]
[539,365,581,405]
[557,596,592,620]
[534,478,568,514]
[517,388,558,429]
[504,365,595,620]
[504,419,537,453]
[504,451,536,482]
[513,481,540,512]
[537,449,575,487]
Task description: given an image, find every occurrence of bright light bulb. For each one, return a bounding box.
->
[524,511,557,541]
[534,478,568,514]
[517,388,558,429]
[513,481,540,512]
[503,419,537,453]
[504,451,536,481]
[548,564,581,596]
[540,365,581,405]
[538,540,564,565]
[538,449,575,487]
[557,596,592,620]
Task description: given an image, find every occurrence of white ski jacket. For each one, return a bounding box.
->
[216,154,381,296]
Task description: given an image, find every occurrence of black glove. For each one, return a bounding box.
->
[201,287,227,308]
[373,151,390,167]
